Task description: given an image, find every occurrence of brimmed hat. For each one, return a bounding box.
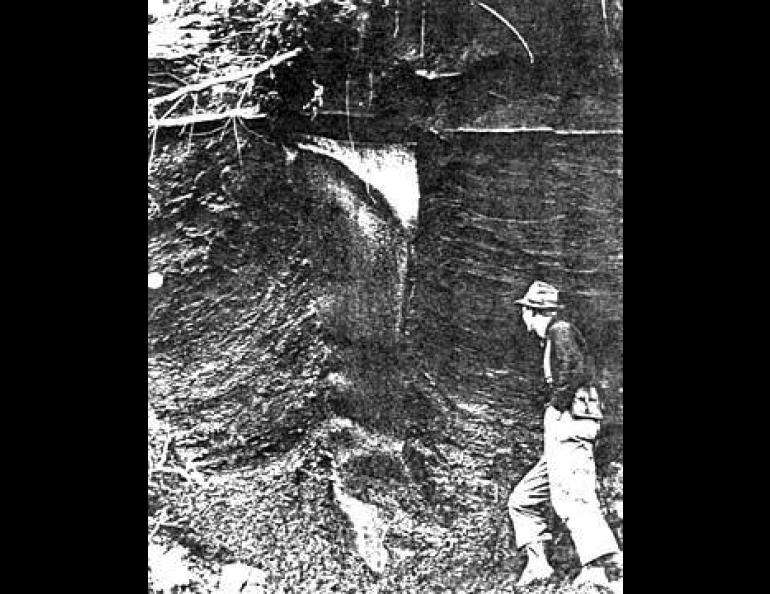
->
[514,281,564,310]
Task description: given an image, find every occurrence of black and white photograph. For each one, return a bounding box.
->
[148,1,623,592]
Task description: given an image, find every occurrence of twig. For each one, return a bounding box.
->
[393,0,400,38]
[159,72,191,86]
[312,109,374,118]
[368,70,374,110]
[148,93,189,159]
[185,57,206,153]
[187,94,198,153]
[158,93,189,122]
[345,74,355,151]
[466,210,567,225]
[233,117,244,168]
[182,121,230,138]
[147,47,303,109]
[420,0,426,60]
[148,127,158,175]
[232,73,255,164]
[149,82,182,90]
[237,74,256,109]
[415,69,462,80]
[474,1,534,65]
[149,507,169,542]
[487,90,510,102]
[601,0,609,37]
[159,433,173,468]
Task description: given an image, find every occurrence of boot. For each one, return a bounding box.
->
[604,551,623,580]
[574,550,623,589]
[573,565,610,589]
[605,551,623,593]
[516,542,555,586]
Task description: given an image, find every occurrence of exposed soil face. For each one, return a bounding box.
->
[148,92,622,592]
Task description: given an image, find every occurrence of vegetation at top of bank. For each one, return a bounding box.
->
[149,1,623,130]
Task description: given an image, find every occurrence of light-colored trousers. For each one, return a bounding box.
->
[508,406,620,565]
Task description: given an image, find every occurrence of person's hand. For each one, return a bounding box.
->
[550,388,573,412]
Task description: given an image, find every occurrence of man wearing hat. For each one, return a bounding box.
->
[508,281,622,590]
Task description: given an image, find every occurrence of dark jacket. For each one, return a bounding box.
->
[545,318,595,411]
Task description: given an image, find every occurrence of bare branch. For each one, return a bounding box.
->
[474,1,534,65]
[148,108,267,129]
[148,47,304,110]
[233,117,244,168]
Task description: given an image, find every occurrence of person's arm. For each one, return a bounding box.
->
[548,322,590,411]
[550,413,601,441]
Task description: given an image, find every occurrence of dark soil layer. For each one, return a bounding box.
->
[411,130,623,391]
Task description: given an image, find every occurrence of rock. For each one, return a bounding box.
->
[324,372,351,388]
[331,474,389,574]
[218,562,267,594]
[148,544,193,593]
